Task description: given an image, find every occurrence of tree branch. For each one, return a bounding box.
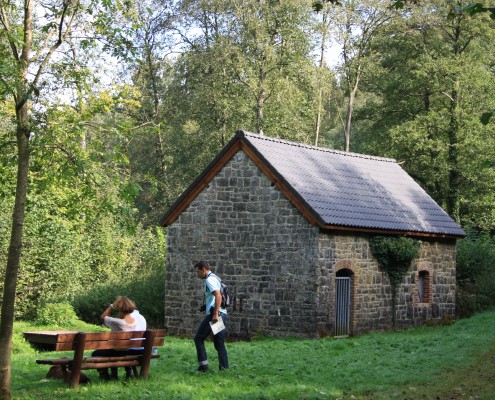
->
[17,1,80,111]
[0,0,20,61]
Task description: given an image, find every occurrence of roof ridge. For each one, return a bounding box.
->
[236,130,396,163]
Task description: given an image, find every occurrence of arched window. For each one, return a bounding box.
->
[417,270,431,304]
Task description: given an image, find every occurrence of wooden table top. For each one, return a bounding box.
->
[23,330,78,351]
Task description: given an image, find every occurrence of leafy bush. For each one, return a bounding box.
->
[72,266,165,328]
[456,229,495,318]
[369,235,421,288]
[369,235,421,327]
[36,302,78,326]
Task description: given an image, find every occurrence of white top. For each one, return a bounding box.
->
[103,316,137,331]
[131,310,147,330]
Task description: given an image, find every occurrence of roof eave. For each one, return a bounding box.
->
[320,223,466,239]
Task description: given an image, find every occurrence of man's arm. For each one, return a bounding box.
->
[212,290,222,323]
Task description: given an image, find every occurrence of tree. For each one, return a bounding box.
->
[329,0,393,151]
[312,1,334,146]
[121,0,177,225]
[369,236,420,328]
[0,1,81,396]
[0,1,135,397]
[230,0,316,137]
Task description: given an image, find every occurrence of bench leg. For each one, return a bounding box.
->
[140,330,155,379]
[70,332,87,388]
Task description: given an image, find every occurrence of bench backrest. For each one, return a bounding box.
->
[54,329,166,351]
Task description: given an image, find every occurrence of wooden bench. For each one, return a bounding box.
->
[33,329,166,388]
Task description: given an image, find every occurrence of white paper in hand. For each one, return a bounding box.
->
[209,316,225,335]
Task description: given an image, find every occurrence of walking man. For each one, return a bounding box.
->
[194,260,229,372]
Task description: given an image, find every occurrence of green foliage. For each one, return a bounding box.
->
[313,0,341,13]
[72,267,165,329]
[72,226,166,328]
[369,235,421,288]
[456,229,495,318]
[480,110,494,125]
[463,4,495,20]
[0,82,167,320]
[36,302,78,326]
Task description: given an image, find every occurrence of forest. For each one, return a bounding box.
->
[1,0,495,397]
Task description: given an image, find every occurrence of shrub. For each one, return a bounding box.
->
[456,229,495,318]
[72,266,165,328]
[369,236,421,288]
[36,302,78,326]
[369,235,421,328]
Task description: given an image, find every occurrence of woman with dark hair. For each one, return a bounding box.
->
[93,296,138,381]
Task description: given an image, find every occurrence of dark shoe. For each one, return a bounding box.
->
[197,365,209,373]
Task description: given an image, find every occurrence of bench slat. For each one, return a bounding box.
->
[54,337,165,351]
[80,360,141,370]
[37,354,160,365]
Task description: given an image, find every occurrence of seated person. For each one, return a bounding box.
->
[93,296,138,381]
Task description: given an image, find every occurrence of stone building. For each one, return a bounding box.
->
[160,131,465,338]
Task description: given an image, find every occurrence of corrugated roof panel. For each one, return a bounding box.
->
[242,132,465,237]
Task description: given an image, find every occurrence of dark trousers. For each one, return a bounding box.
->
[92,349,127,378]
[91,348,140,378]
[194,312,229,370]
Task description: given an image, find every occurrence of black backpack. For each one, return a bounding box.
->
[210,273,231,308]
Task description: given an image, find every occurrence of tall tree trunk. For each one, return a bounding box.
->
[0,0,34,395]
[446,85,460,221]
[256,87,265,136]
[0,103,30,400]
[315,12,328,147]
[256,64,266,136]
[344,72,360,152]
[445,9,463,222]
[156,123,167,177]
[0,0,77,396]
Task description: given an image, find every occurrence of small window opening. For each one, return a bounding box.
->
[417,270,431,303]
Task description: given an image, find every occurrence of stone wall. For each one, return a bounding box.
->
[165,150,457,338]
[165,151,321,338]
[316,234,456,336]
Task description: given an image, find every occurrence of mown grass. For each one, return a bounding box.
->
[11,310,495,399]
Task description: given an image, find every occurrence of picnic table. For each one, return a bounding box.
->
[23,330,77,351]
[23,329,166,388]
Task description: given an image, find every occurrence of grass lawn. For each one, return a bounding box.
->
[10,310,495,399]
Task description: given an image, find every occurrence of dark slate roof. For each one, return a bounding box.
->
[161,130,465,238]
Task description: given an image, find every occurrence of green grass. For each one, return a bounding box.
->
[11,310,495,399]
